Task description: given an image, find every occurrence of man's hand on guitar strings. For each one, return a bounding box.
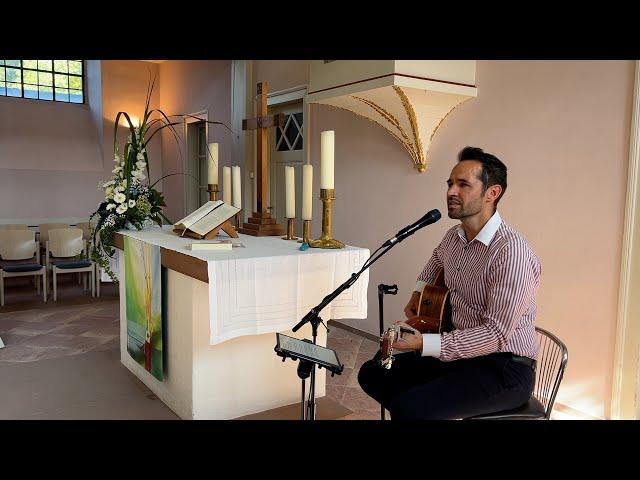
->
[391,321,423,353]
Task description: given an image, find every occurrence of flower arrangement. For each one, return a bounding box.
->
[90,75,229,282]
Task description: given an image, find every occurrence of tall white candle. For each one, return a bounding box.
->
[320,130,334,189]
[285,166,295,219]
[232,166,242,209]
[302,164,313,220]
[207,143,218,185]
[222,166,231,205]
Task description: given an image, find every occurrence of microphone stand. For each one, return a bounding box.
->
[291,239,400,420]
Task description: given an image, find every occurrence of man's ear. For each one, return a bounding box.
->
[485,184,502,203]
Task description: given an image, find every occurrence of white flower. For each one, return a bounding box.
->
[112,166,122,174]
[132,170,146,181]
[116,204,128,214]
[136,160,146,171]
[115,185,125,192]
[113,154,121,163]
[113,192,126,204]
[136,152,144,161]
[128,199,136,208]
[105,186,114,198]
[106,203,116,211]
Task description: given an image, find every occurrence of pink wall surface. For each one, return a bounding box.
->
[306,60,633,419]
[0,60,161,222]
[158,60,232,223]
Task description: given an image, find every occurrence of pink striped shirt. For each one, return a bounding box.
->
[416,212,540,362]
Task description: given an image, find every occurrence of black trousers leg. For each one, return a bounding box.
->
[358,352,535,420]
[357,351,447,410]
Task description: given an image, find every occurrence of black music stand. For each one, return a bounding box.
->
[378,283,397,420]
[275,333,344,420]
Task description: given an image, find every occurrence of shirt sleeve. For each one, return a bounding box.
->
[415,245,444,292]
[439,241,540,362]
[421,333,441,357]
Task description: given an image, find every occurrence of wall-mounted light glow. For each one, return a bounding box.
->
[120,115,140,128]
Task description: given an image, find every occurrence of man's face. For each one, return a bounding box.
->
[446,160,487,219]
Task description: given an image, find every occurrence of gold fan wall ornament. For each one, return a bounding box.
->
[307,61,478,173]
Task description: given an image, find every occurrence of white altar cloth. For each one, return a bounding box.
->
[118,226,370,345]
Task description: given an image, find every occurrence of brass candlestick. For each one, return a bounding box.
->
[298,220,312,243]
[282,218,298,240]
[309,189,345,249]
[207,184,219,201]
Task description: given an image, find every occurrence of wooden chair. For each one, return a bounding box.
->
[46,228,95,301]
[38,223,69,248]
[0,230,47,306]
[76,221,96,242]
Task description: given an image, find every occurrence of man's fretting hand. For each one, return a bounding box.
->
[404,291,421,319]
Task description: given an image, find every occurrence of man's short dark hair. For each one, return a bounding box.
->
[457,146,508,207]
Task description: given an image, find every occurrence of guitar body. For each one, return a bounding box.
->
[379,268,452,369]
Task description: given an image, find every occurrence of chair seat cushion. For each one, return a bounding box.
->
[2,263,44,273]
[54,260,92,269]
[465,397,546,420]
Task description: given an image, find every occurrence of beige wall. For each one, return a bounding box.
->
[0,60,161,223]
[304,60,632,420]
[250,60,636,418]
[253,60,310,94]
[158,60,232,222]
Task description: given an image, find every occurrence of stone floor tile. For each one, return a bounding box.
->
[51,324,95,336]
[326,384,346,403]
[341,386,381,413]
[0,345,44,363]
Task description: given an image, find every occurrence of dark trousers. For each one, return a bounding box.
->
[358,351,535,420]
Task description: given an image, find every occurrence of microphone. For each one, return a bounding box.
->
[383,209,441,247]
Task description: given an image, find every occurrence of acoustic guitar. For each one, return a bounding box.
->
[379,268,452,369]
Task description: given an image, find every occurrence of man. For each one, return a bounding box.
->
[358,146,541,420]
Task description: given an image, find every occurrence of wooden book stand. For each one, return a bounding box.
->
[173,219,239,240]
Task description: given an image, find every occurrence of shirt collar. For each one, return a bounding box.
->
[457,211,502,246]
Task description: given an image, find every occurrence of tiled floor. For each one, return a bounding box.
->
[1,277,575,420]
[0,277,119,364]
[325,326,382,420]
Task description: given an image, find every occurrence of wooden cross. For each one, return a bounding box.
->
[238,81,286,236]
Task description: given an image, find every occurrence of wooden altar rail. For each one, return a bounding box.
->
[113,232,209,283]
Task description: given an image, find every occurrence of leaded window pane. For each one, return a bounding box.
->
[0,60,84,104]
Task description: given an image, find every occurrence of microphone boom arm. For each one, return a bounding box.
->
[291,242,395,333]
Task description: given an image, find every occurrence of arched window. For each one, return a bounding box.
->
[0,60,84,103]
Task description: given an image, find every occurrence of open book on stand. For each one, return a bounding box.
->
[173,200,241,240]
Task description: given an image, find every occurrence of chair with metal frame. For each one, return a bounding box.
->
[0,230,47,306]
[46,228,95,301]
[464,327,568,420]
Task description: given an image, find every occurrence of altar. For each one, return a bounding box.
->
[113,226,369,419]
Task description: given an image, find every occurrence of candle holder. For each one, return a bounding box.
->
[298,220,312,243]
[207,184,218,201]
[282,218,299,240]
[309,189,345,249]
